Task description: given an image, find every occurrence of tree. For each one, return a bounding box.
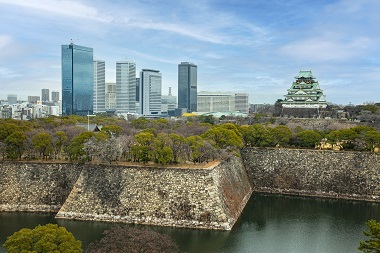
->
[169,133,186,163]
[32,132,53,159]
[201,125,243,150]
[250,124,273,147]
[198,115,215,125]
[5,131,26,159]
[101,125,123,137]
[130,117,149,129]
[65,131,94,161]
[3,223,82,253]
[86,226,179,253]
[0,122,20,141]
[53,131,68,159]
[359,219,380,253]
[269,125,293,147]
[295,130,322,148]
[98,136,123,164]
[364,130,380,151]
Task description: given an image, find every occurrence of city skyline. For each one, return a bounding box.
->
[1,0,380,105]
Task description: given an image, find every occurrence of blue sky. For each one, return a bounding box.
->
[0,0,380,105]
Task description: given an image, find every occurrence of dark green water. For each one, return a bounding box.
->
[1,193,379,253]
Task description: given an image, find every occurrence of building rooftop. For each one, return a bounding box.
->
[295,70,315,79]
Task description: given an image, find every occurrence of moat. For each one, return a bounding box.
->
[1,193,380,253]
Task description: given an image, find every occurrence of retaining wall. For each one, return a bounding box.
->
[0,162,82,212]
[241,148,380,201]
[56,156,252,230]
[1,148,380,230]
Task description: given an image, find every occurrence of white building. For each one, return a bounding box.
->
[7,94,17,105]
[105,82,116,111]
[197,91,235,113]
[116,61,136,113]
[161,87,177,114]
[234,93,249,113]
[93,60,106,113]
[197,91,249,113]
[139,69,162,116]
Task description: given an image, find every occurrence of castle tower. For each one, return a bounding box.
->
[280,70,328,118]
[281,70,327,109]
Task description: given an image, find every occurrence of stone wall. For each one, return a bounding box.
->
[55,156,252,230]
[2,148,380,230]
[275,118,360,130]
[0,162,82,212]
[241,148,380,201]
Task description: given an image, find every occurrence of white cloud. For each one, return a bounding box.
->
[0,67,20,78]
[0,35,12,50]
[0,0,110,21]
[279,36,373,61]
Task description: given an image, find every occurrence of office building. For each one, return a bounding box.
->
[41,88,49,102]
[93,60,106,113]
[61,43,94,116]
[135,78,140,113]
[178,62,197,113]
[105,82,116,110]
[197,91,235,112]
[7,94,17,105]
[197,92,249,113]
[136,78,140,102]
[139,69,162,116]
[161,87,177,114]
[51,91,59,103]
[116,61,136,113]
[235,93,249,113]
[28,96,40,104]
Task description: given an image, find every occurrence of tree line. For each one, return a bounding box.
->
[0,115,379,164]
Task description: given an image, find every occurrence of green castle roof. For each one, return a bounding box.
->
[295,70,315,79]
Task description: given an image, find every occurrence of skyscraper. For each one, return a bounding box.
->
[116,61,136,113]
[61,43,94,116]
[51,91,59,103]
[105,82,116,110]
[93,60,106,113]
[178,62,197,113]
[139,69,162,116]
[41,88,49,102]
[7,94,17,105]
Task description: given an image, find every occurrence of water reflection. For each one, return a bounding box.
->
[1,193,379,253]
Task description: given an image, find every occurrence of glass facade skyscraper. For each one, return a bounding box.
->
[178,62,197,113]
[61,44,94,116]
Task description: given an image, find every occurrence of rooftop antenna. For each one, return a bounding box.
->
[70,39,79,45]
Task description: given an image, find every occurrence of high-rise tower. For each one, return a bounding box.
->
[139,69,162,116]
[51,91,59,103]
[61,43,94,116]
[93,60,106,113]
[41,88,49,102]
[116,61,136,113]
[178,62,197,113]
